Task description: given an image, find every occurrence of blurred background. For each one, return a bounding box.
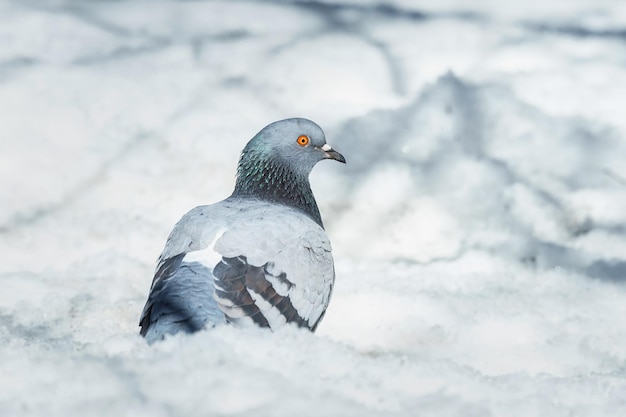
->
[1,1,626,416]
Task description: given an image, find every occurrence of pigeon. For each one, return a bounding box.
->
[139,118,345,343]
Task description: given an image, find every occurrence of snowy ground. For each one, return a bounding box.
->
[2,0,626,416]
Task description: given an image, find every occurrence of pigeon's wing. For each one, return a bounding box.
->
[212,205,335,330]
[139,261,225,343]
[139,205,229,342]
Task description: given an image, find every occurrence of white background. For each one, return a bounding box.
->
[1,1,626,416]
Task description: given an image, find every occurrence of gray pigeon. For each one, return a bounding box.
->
[139,118,345,343]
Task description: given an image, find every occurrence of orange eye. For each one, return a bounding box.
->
[297,135,310,147]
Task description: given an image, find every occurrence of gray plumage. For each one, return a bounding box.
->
[139,118,345,343]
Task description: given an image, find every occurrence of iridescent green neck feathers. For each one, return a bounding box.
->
[232,148,323,228]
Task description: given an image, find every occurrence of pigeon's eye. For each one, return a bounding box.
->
[297,135,310,147]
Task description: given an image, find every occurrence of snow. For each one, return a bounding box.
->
[1,1,626,416]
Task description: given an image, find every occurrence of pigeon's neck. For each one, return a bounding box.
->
[232,154,324,228]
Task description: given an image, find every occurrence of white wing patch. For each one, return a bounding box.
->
[182,226,228,270]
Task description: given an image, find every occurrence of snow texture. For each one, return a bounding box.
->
[1,0,626,416]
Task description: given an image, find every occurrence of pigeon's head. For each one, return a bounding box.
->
[235,118,345,224]
[243,118,346,175]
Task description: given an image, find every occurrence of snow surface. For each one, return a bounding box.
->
[1,0,626,416]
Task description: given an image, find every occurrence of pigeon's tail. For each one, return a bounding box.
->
[139,261,225,344]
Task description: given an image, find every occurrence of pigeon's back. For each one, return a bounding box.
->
[139,199,335,343]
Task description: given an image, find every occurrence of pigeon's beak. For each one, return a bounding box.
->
[318,143,346,163]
